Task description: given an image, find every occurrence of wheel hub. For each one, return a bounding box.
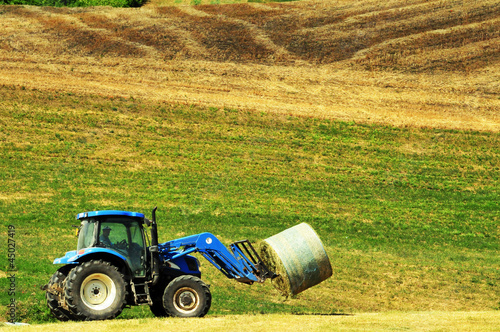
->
[179,291,195,307]
[84,280,108,305]
[174,288,199,312]
[80,273,116,310]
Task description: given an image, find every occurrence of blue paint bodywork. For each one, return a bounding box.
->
[76,210,145,220]
[54,210,264,284]
[159,232,263,283]
[53,247,128,265]
[54,210,200,276]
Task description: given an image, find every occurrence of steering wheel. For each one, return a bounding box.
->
[114,239,128,250]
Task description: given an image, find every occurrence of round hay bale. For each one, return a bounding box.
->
[259,223,332,296]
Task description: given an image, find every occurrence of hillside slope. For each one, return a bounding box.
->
[0,84,499,321]
[0,0,499,130]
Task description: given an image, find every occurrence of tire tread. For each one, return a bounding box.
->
[64,260,127,321]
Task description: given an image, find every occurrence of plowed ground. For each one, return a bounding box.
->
[0,0,499,131]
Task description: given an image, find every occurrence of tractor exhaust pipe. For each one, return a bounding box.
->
[151,206,159,247]
[150,207,160,286]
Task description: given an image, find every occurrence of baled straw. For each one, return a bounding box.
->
[259,223,332,296]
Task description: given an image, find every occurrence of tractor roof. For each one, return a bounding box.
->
[76,210,145,220]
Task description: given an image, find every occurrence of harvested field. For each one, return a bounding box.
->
[3,312,500,332]
[0,0,499,131]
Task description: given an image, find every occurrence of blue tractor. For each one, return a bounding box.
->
[43,208,276,321]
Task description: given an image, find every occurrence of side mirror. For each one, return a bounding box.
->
[144,218,151,227]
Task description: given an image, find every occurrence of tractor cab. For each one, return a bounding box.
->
[76,210,149,277]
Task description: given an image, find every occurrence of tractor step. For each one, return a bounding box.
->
[130,281,152,305]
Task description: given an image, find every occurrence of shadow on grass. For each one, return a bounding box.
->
[292,312,354,316]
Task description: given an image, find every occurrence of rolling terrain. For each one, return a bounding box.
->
[0,0,499,131]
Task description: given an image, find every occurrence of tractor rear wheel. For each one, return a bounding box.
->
[64,260,127,321]
[46,267,79,321]
[162,275,211,318]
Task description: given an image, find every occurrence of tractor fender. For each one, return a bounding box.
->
[53,250,79,265]
[53,248,132,276]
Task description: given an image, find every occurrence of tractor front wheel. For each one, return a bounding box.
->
[149,282,169,317]
[64,260,127,321]
[162,275,211,318]
[149,296,169,317]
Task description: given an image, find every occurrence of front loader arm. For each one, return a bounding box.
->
[158,233,275,284]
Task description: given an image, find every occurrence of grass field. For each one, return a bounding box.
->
[0,85,498,324]
[3,312,500,331]
[0,0,499,328]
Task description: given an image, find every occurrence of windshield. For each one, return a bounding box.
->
[77,219,96,250]
[76,217,147,277]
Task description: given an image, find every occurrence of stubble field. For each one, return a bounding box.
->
[0,0,499,131]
